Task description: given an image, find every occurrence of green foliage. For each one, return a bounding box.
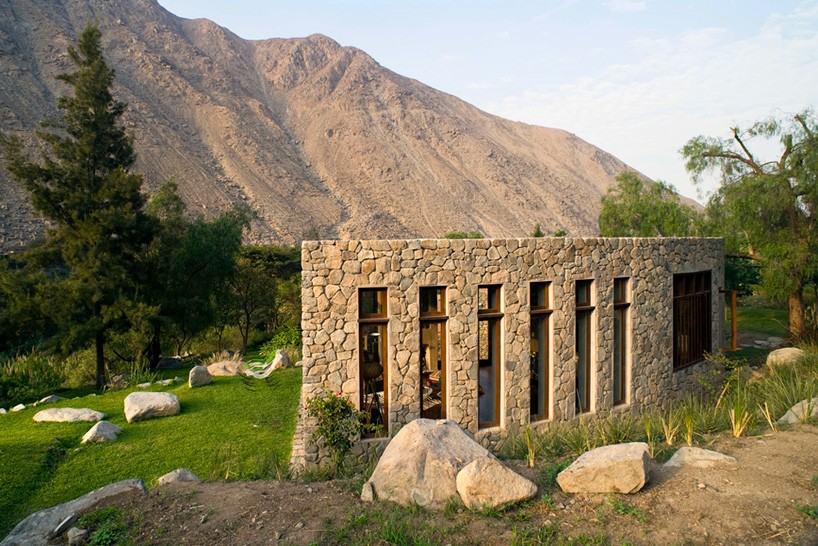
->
[725,256,761,297]
[0,352,66,407]
[79,507,134,546]
[145,180,249,358]
[0,370,301,537]
[607,495,648,523]
[443,230,484,239]
[0,24,156,388]
[682,110,818,338]
[258,325,302,363]
[598,171,701,237]
[796,504,818,520]
[306,390,374,472]
[553,229,568,237]
[531,223,545,237]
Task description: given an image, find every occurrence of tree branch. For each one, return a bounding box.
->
[731,127,764,174]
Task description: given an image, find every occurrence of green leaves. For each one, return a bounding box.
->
[598,171,700,237]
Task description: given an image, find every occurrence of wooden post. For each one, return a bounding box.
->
[720,289,738,351]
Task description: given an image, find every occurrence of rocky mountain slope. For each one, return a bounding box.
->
[0,0,633,251]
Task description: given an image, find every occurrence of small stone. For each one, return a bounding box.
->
[137,382,152,388]
[81,421,123,443]
[0,408,6,414]
[697,483,706,490]
[200,515,208,524]
[360,481,374,502]
[11,404,25,412]
[274,531,283,540]
[38,395,62,405]
[67,526,89,545]
[156,468,201,486]
[294,522,304,530]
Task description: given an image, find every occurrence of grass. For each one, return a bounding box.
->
[736,305,788,338]
[0,368,301,537]
[795,504,818,520]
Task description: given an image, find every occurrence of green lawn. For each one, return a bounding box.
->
[736,305,789,338]
[0,368,301,537]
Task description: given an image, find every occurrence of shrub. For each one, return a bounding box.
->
[306,390,374,472]
[0,352,65,407]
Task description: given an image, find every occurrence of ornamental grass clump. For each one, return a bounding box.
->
[306,390,375,473]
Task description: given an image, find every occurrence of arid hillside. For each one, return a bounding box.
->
[0,0,634,251]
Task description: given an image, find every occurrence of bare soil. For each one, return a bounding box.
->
[100,425,818,545]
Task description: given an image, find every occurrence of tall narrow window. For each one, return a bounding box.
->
[359,288,388,435]
[673,271,712,369]
[575,280,594,414]
[613,278,630,406]
[420,287,447,419]
[530,282,552,421]
[478,285,502,428]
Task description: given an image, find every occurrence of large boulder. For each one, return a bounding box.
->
[207,360,244,376]
[557,442,651,494]
[81,421,123,444]
[188,365,212,388]
[124,392,180,423]
[766,347,805,367]
[33,408,105,423]
[777,397,818,425]
[362,419,491,510]
[664,446,737,469]
[456,457,537,510]
[0,479,147,546]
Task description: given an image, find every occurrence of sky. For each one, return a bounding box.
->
[157,0,818,202]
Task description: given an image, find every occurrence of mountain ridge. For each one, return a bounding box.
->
[0,0,633,251]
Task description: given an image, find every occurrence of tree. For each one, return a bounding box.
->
[227,259,277,352]
[531,223,545,237]
[0,24,155,388]
[599,171,701,237]
[144,180,248,362]
[682,110,818,337]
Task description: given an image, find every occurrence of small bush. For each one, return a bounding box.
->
[306,390,375,473]
[0,352,65,406]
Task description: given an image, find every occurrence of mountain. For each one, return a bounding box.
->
[0,0,633,251]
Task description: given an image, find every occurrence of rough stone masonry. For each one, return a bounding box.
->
[290,237,724,472]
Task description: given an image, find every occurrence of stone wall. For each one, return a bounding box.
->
[290,237,725,472]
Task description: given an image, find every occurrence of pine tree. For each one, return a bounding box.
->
[1,24,155,388]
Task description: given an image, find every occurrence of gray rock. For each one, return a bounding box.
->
[456,457,537,509]
[557,442,651,494]
[664,446,737,468]
[0,408,6,415]
[37,395,62,405]
[0,479,147,546]
[67,527,89,545]
[136,382,152,388]
[271,350,290,370]
[767,336,785,349]
[188,365,212,388]
[360,481,374,502]
[156,468,201,486]
[777,397,818,425]
[363,419,492,510]
[33,408,105,423]
[51,514,77,538]
[107,374,129,389]
[766,347,806,367]
[124,392,180,423]
[11,404,25,412]
[157,378,175,386]
[81,421,123,444]
[157,357,183,369]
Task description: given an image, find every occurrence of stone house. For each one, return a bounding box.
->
[290,237,724,471]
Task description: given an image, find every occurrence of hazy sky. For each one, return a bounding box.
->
[158,0,818,202]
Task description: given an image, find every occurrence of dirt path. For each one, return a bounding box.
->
[103,426,818,545]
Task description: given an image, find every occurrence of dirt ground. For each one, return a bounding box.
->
[97,425,818,545]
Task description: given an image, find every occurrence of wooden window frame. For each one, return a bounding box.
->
[613,278,630,406]
[478,285,503,429]
[530,282,552,421]
[673,271,712,370]
[575,280,594,414]
[420,287,447,419]
[359,288,388,436]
